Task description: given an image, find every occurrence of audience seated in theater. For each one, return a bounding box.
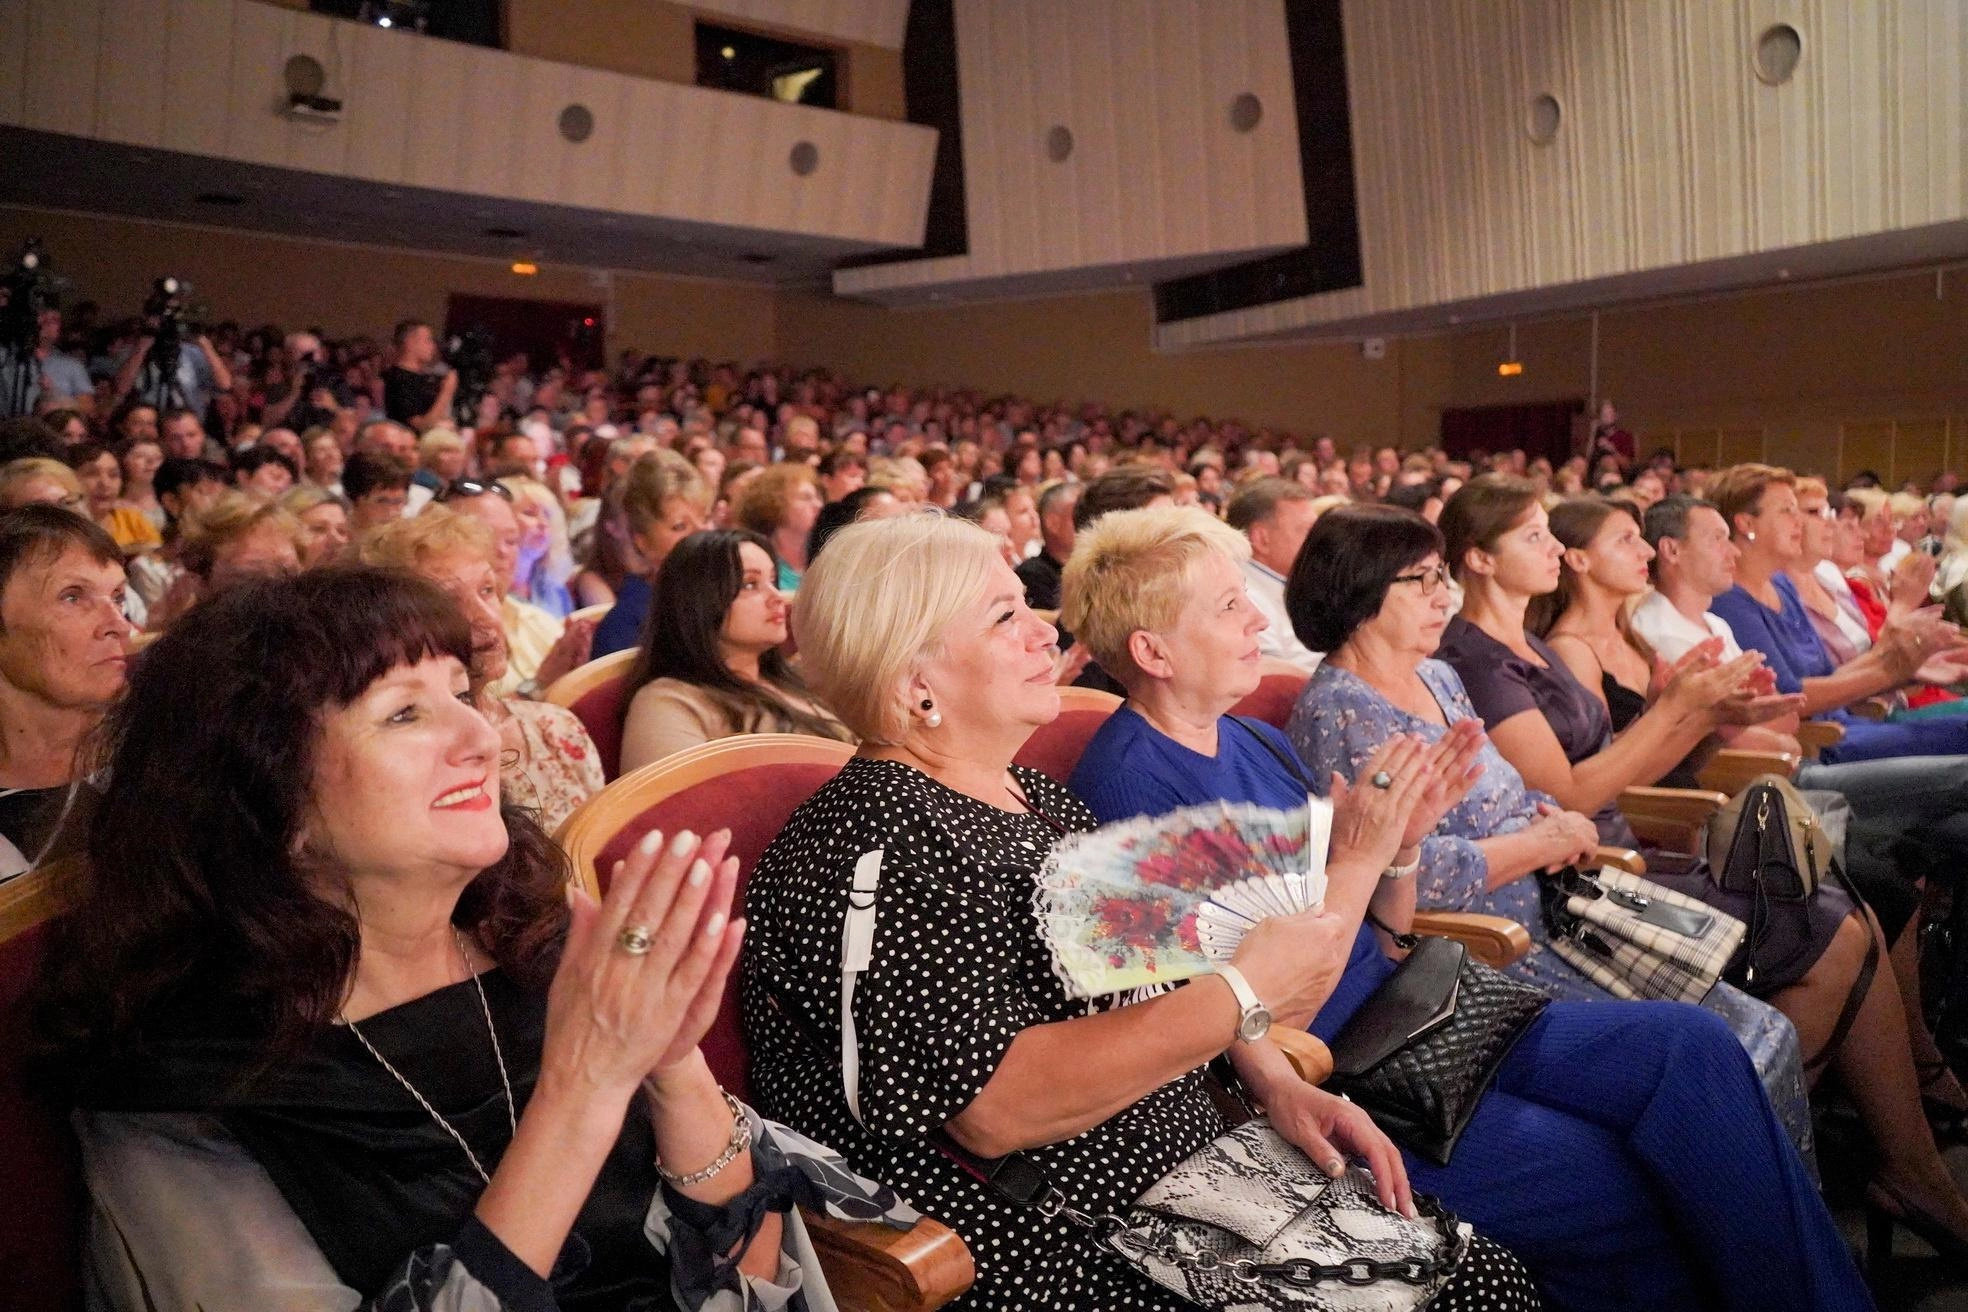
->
[35,567,906,1308]
[0,507,132,878]
[618,529,850,774]
[357,508,603,832]
[1282,505,1818,1138]
[1224,477,1326,672]
[229,444,298,503]
[442,477,593,699]
[592,451,710,658]
[1457,487,1968,1248]
[735,463,824,592]
[279,484,353,568]
[65,442,161,556]
[1061,502,1871,1312]
[741,512,1540,1312]
[1704,464,1968,762]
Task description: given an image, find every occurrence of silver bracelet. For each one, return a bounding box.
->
[1381,854,1420,881]
[656,1089,753,1187]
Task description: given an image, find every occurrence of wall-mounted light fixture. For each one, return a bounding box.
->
[1497,322,1523,377]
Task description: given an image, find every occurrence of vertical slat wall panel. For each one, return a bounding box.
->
[162,0,232,159]
[1840,421,1896,485]
[1891,420,1949,487]
[0,0,30,126]
[1159,0,1968,351]
[837,0,1305,298]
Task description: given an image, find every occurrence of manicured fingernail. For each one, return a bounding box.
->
[670,830,696,857]
[1326,1158,1344,1176]
[703,911,726,940]
[688,859,709,887]
[638,830,664,856]
[611,859,625,882]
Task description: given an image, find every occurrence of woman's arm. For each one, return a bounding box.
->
[645,1052,781,1281]
[1485,703,1703,817]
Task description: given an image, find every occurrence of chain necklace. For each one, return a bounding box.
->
[342,927,517,1186]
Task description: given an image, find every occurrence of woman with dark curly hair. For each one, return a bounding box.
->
[36,567,915,1310]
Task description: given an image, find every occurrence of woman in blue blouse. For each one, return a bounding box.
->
[1059,504,1872,1312]
[1705,463,1968,763]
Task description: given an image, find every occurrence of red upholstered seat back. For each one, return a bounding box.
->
[569,676,629,780]
[584,755,850,1101]
[1231,671,1311,732]
[1012,688,1122,784]
[0,905,83,1311]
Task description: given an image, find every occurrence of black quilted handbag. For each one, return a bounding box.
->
[1326,936,1551,1165]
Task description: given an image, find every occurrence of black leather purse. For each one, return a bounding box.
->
[1326,936,1550,1165]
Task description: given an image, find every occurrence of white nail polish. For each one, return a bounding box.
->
[703,912,726,940]
[670,830,696,857]
[638,830,664,856]
[688,860,709,887]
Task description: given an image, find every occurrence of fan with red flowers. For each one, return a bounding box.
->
[1035,799,1331,998]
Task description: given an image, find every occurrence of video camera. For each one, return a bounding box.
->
[443,324,496,423]
[143,275,199,350]
[0,239,61,355]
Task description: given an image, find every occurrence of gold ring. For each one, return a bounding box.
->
[618,924,654,955]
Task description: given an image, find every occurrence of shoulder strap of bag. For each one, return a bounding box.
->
[840,847,883,1125]
[1801,862,1880,1073]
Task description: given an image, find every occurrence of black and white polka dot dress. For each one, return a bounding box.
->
[739,757,1540,1312]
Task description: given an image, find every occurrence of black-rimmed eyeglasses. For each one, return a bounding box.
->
[436,478,514,504]
[1392,563,1452,595]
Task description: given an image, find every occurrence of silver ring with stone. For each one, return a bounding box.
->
[1370,770,1393,790]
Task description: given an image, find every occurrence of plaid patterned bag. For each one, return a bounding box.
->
[1540,866,1746,1004]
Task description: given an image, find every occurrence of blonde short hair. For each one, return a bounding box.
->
[0,457,81,506]
[178,492,302,580]
[355,504,494,571]
[793,511,1003,744]
[1061,505,1250,685]
[1842,486,1889,521]
[417,428,466,463]
[622,450,709,533]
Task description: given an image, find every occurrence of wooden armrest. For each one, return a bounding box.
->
[805,1211,975,1312]
[1848,698,1889,721]
[1617,786,1726,852]
[1795,720,1844,758]
[1696,749,1799,794]
[1270,1027,1334,1085]
[1411,911,1533,968]
[1594,844,1647,875]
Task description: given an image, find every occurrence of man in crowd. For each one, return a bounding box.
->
[1225,477,1324,672]
[341,452,413,534]
[1015,481,1080,611]
[0,307,94,417]
[381,319,457,431]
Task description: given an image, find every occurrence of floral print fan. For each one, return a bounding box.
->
[1036,799,1330,998]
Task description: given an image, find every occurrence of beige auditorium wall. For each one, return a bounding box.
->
[0,206,778,363]
[783,271,1968,475]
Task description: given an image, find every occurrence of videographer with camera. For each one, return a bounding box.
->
[110,277,232,420]
[382,318,457,430]
[261,331,347,433]
[0,306,94,419]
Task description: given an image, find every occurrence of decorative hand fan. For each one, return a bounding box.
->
[1036,799,1331,998]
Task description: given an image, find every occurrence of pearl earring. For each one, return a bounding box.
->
[1745,531,1756,543]
[926,710,942,728]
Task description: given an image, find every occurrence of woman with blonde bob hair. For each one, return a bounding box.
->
[1060,506,1869,1311]
[744,511,1535,1312]
[358,507,603,832]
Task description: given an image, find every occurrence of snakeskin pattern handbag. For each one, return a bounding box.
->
[957,1118,1468,1311]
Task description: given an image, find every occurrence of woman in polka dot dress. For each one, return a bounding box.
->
[740,514,1540,1311]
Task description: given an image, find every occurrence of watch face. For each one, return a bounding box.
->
[1238,1005,1273,1042]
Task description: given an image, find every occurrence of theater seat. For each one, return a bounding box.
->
[0,867,84,1311]
[543,648,637,780]
[566,603,611,627]
[553,735,977,1312]
[1011,686,1122,782]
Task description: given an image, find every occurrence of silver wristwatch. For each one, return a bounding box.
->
[1215,964,1272,1043]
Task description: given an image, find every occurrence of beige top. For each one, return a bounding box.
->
[619,677,853,774]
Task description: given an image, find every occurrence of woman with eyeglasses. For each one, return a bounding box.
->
[1282,504,1826,1151]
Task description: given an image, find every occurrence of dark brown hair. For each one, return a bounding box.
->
[1530,496,1643,639]
[36,567,568,1088]
[1438,473,1543,582]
